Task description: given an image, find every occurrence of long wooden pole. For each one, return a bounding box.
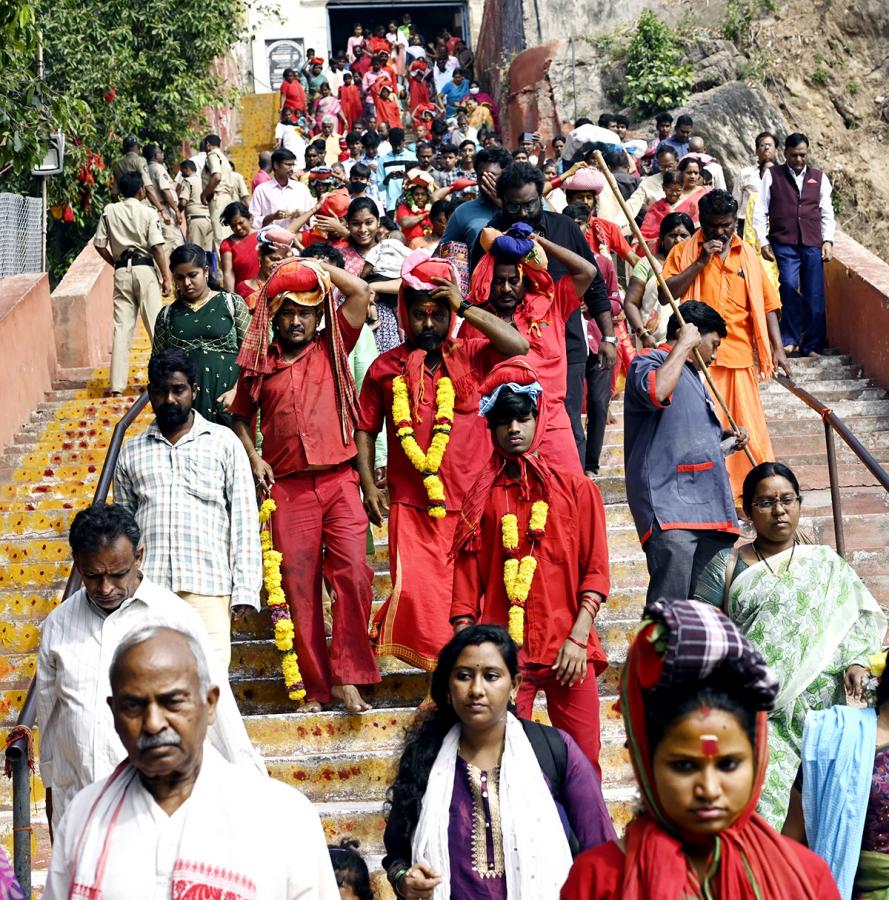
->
[592,149,756,464]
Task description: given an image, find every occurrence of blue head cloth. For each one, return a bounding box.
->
[489,221,535,263]
[478,381,543,417]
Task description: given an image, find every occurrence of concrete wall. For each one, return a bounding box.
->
[51,243,114,370]
[826,232,889,386]
[0,275,57,449]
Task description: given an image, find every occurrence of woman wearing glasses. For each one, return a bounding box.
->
[694,461,886,829]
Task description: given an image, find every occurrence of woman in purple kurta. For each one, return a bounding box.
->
[382,625,615,899]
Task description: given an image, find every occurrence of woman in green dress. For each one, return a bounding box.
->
[694,460,886,829]
[153,242,251,427]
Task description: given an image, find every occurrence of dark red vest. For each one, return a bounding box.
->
[767,164,824,247]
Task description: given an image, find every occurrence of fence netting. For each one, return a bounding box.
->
[0,193,42,279]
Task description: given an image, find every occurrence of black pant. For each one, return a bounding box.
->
[584,359,612,473]
[565,358,587,469]
[643,524,737,603]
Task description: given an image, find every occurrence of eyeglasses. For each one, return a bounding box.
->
[503,200,539,215]
[750,494,801,510]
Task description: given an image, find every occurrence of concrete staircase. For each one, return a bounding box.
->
[1,345,888,896]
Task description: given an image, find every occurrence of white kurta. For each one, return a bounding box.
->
[45,746,340,900]
[36,577,265,827]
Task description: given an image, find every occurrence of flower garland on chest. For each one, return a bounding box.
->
[392,373,455,518]
[501,499,549,646]
[259,498,306,701]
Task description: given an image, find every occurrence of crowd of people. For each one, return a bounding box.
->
[22,13,884,899]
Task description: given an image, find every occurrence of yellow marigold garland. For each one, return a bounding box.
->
[502,501,549,646]
[259,498,306,702]
[392,374,455,519]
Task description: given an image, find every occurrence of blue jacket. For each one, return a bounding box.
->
[624,347,738,542]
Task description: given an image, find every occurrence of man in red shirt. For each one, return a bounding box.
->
[463,223,596,473]
[356,252,528,671]
[231,257,380,713]
[450,359,610,775]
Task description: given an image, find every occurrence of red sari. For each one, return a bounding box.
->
[639,187,709,251]
[374,93,402,130]
[338,84,362,130]
[408,75,431,111]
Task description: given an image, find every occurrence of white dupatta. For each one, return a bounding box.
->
[411,712,573,899]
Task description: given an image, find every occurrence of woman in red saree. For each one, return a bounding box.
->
[408,60,432,111]
[560,598,840,900]
[338,72,362,131]
[372,78,402,131]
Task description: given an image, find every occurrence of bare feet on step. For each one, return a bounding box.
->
[332,684,371,713]
[301,700,324,713]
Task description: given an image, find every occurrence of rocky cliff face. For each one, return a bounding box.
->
[511,0,889,260]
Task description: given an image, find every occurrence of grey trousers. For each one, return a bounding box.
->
[643,524,737,604]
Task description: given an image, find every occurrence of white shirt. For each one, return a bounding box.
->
[36,577,264,827]
[273,124,306,169]
[433,58,458,94]
[248,177,314,229]
[45,746,339,900]
[752,165,835,247]
[732,163,763,216]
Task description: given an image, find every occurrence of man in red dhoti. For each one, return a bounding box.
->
[231,257,381,713]
[338,72,362,132]
[356,251,529,670]
[461,222,596,474]
[450,359,610,775]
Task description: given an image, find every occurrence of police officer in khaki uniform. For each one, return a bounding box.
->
[93,171,172,396]
[144,144,184,255]
[200,134,236,251]
[177,159,213,252]
[111,136,167,223]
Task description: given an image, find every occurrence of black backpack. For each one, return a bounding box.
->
[519,718,581,857]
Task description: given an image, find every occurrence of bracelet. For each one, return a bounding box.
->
[390,865,409,896]
[550,175,563,188]
[636,328,651,338]
[452,615,475,627]
[567,635,587,650]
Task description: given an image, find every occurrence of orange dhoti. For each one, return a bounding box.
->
[707,363,774,500]
[371,502,459,670]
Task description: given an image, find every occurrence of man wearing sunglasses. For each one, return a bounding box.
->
[468,162,615,471]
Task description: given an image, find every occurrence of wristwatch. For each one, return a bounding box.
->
[601,335,618,345]
[458,299,473,316]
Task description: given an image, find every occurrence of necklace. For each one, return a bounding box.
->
[185,291,212,313]
[391,374,455,519]
[501,498,548,646]
[751,537,797,576]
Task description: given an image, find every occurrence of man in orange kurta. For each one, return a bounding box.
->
[662,189,789,498]
[451,359,610,776]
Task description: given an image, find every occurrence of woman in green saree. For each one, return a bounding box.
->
[153,243,251,427]
[694,461,886,829]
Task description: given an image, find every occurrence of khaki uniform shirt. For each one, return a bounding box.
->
[178,174,210,218]
[148,160,179,223]
[202,149,235,197]
[112,151,152,191]
[231,171,250,205]
[94,197,164,261]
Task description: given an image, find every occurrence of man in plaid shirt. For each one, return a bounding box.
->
[114,348,262,668]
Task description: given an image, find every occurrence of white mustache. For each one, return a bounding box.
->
[138,728,182,750]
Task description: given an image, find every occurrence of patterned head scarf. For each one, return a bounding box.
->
[235,257,358,443]
[618,598,822,900]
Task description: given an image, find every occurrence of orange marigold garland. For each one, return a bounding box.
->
[501,501,549,646]
[259,498,306,702]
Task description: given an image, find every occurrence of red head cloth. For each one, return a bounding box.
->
[618,604,822,900]
[452,358,553,555]
[410,59,429,74]
[317,188,350,220]
[311,56,324,66]
[397,250,475,422]
[236,257,358,443]
[451,177,477,191]
[468,226,555,338]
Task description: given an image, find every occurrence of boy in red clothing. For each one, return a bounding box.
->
[450,359,610,775]
[338,72,362,131]
[231,257,380,713]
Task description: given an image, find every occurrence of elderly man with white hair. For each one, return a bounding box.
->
[45,622,339,899]
[319,113,343,165]
[36,502,264,833]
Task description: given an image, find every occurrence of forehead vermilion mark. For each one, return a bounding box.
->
[700,734,720,757]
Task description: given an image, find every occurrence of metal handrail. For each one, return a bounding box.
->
[775,373,889,559]
[5,390,149,894]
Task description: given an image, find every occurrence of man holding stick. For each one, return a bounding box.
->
[660,190,789,498]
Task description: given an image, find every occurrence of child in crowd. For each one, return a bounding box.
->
[328,840,374,900]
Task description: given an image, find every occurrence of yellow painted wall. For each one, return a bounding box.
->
[230,92,279,183]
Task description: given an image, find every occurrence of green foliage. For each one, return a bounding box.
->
[721,0,777,48]
[0,0,246,282]
[623,11,693,117]
[812,68,830,86]
[847,81,860,96]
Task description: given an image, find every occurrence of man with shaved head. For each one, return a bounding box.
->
[45,623,339,899]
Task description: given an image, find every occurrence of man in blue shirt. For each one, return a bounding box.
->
[439,146,511,253]
[375,127,417,214]
[654,113,693,170]
[624,300,748,602]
